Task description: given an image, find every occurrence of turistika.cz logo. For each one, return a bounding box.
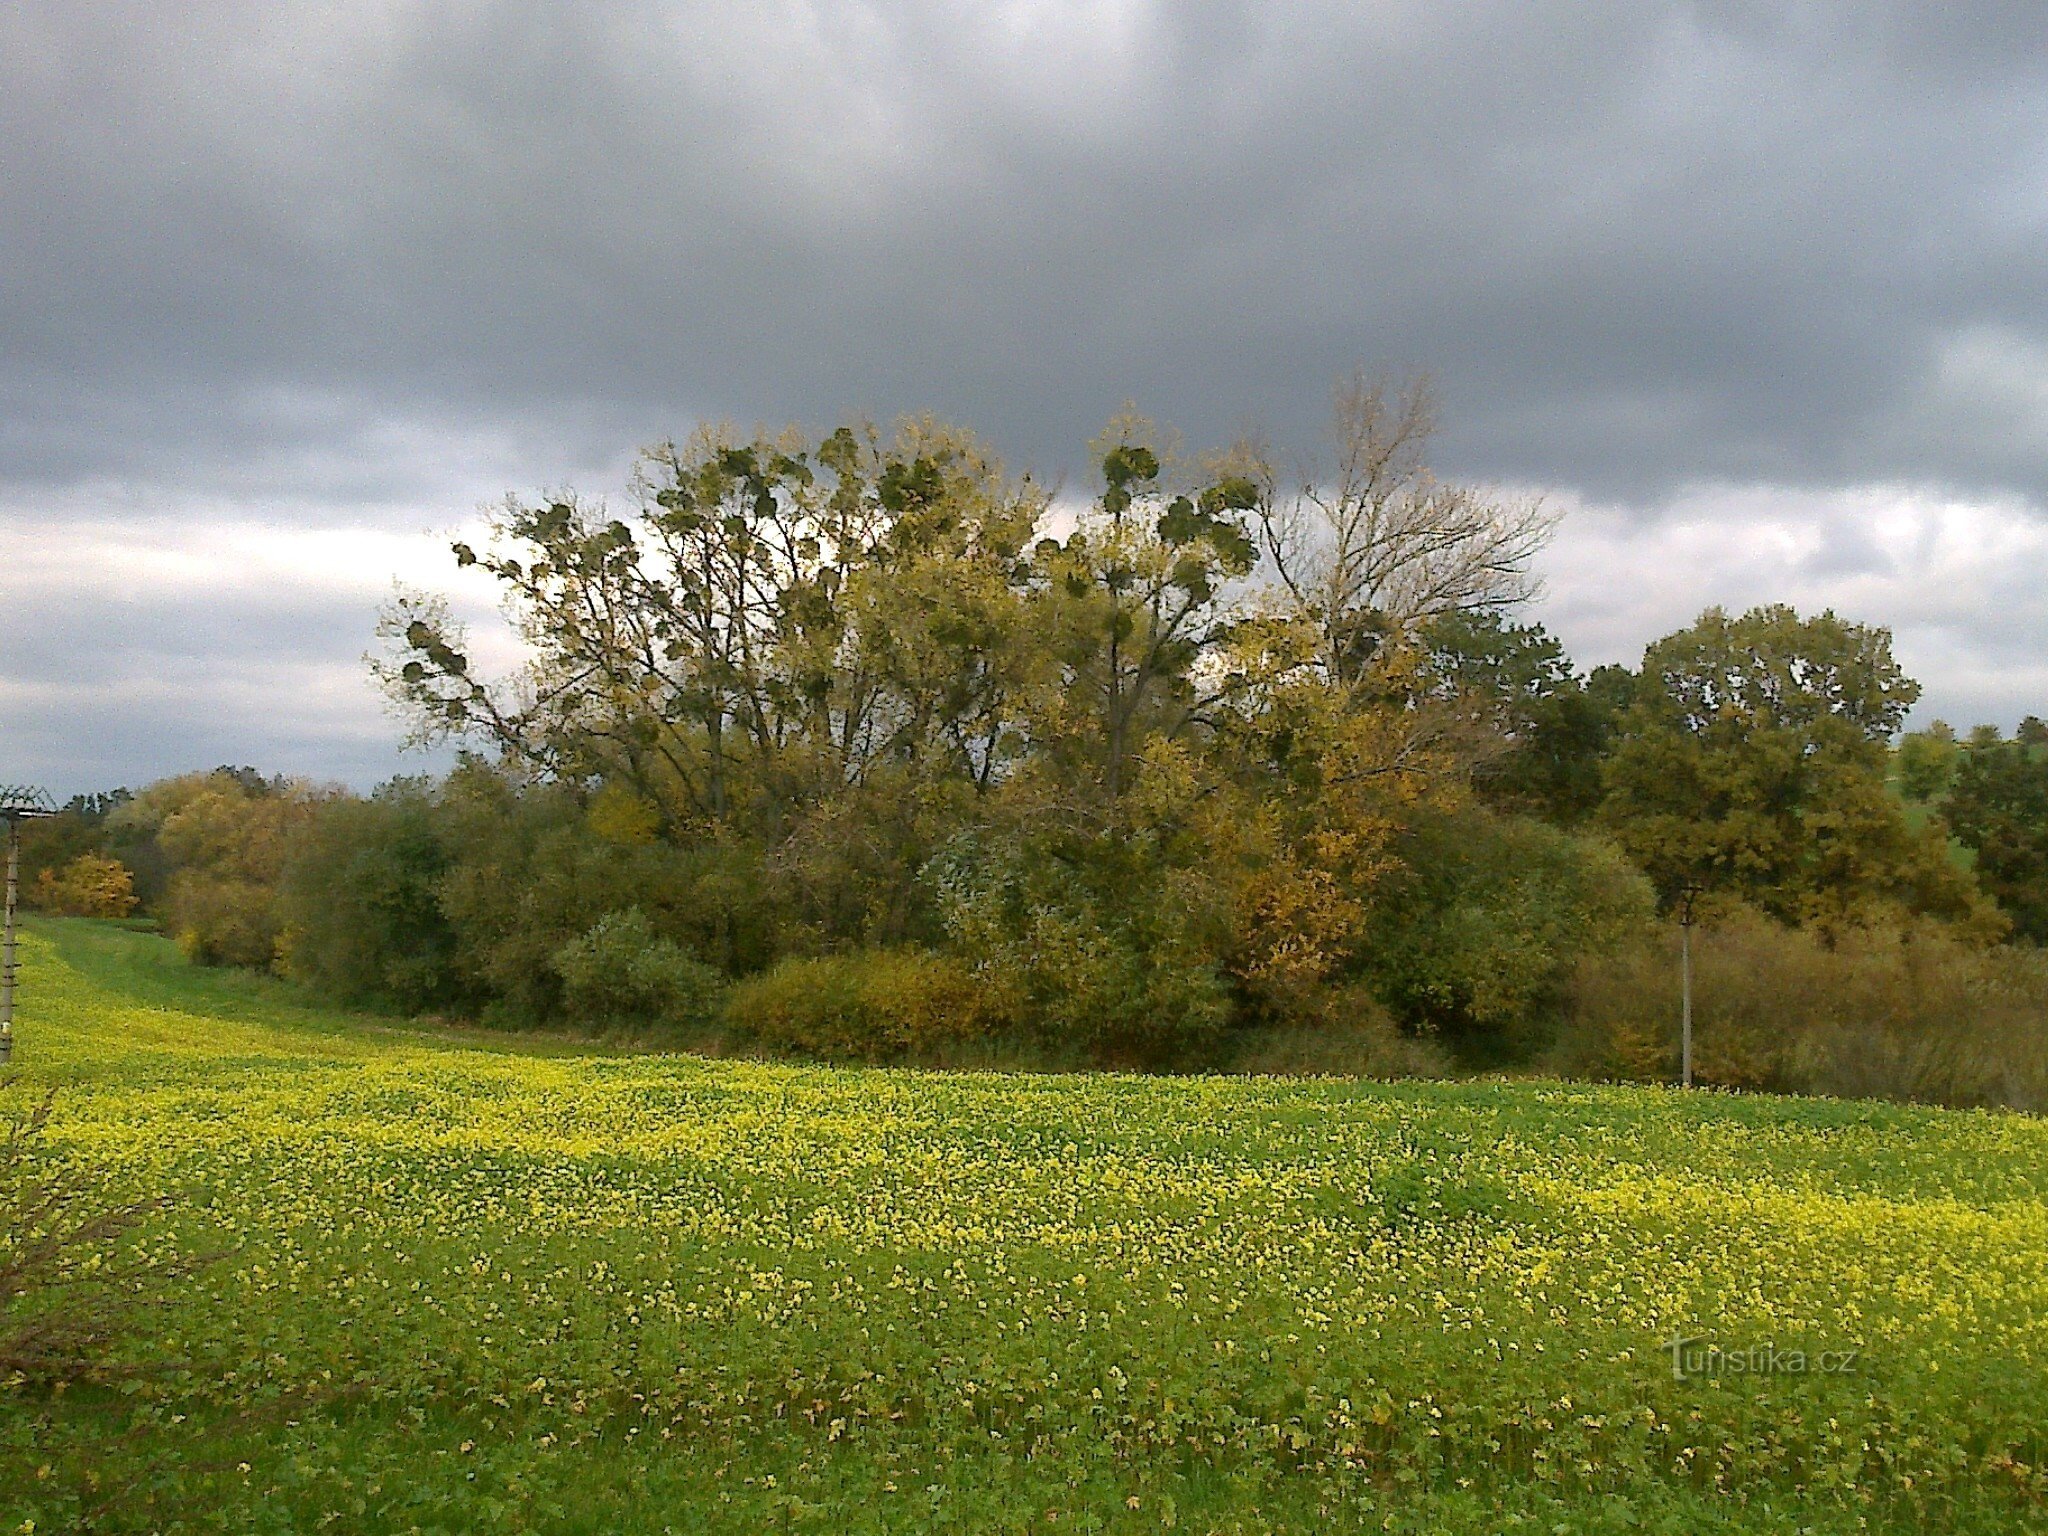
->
[1663,1334,1860,1382]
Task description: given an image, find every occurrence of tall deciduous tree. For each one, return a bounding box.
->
[1254,372,1554,691]
[380,421,1043,834]
[1022,423,1259,805]
[1600,605,1993,928]
[1420,612,1628,823]
[1944,741,2048,942]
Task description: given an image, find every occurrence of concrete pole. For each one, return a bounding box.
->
[1679,915,1693,1089]
[1,817,17,1068]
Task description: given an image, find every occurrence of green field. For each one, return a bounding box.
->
[4,919,2046,1533]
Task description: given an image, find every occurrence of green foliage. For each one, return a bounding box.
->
[1021,425,1264,802]
[428,764,773,1027]
[1599,606,1992,928]
[1000,903,1233,1060]
[764,771,976,953]
[1638,604,1920,739]
[1422,612,1626,822]
[157,875,278,967]
[552,908,724,1032]
[723,948,1007,1061]
[1895,721,1961,802]
[1944,740,2048,941]
[1230,984,1453,1078]
[1360,807,1656,1055]
[278,782,468,1013]
[349,394,1565,1063]
[924,819,1235,1062]
[382,420,1046,836]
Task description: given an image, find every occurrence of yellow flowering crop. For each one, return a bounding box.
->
[4,922,2045,1532]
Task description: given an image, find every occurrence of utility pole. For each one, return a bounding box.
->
[0,785,58,1069]
[1676,883,1701,1089]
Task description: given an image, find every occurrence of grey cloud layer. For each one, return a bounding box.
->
[7,0,2047,495]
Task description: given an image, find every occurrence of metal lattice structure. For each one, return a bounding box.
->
[2,783,58,1067]
[0,785,57,818]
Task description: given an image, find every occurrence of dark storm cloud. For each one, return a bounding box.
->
[6,0,2047,497]
[6,2,2048,789]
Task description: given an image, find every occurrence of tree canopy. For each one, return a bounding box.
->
[37,379,2048,1086]
[1597,605,1990,927]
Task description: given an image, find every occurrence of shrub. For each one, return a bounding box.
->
[164,873,287,969]
[116,770,320,969]
[28,854,138,919]
[552,909,724,1032]
[432,767,777,1028]
[1,1083,214,1383]
[923,825,1234,1063]
[1360,807,1655,1059]
[1232,984,1452,1078]
[724,949,1011,1062]
[1000,909,1231,1062]
[277,783,468,1014]
[1553,907,2048,1111]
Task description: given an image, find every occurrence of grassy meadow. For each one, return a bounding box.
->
[4,917,2047,1533]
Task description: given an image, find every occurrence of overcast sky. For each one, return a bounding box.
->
[5,1,2048,796]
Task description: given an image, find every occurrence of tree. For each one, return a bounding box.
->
[277,781,467,1012]
[381,420,1063,964]
[1421,612,1627,823]
[1254,372,1554,691]
[921,761,1243,1064]
[552,908,724,1032]
[1944,743,2048,942]
[381,420,1043,837]
[1600,606,1991,926]
[1360,805,1653,1057]
[1021,422,1260,804]
[1895,721,1960,802]
[109,770,322,967]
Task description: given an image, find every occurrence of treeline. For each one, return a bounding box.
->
[26,381,2048,1108]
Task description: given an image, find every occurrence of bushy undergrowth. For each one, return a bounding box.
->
[1554,909,2048,1111]
[725,949,1014,1062]
[1359,808,1654,1056]
[29,852,139,919]
[923,820,1239,1064]
[41,758,2048,1106]
[551,908,725,1035]
[1229,986,1453,1079]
